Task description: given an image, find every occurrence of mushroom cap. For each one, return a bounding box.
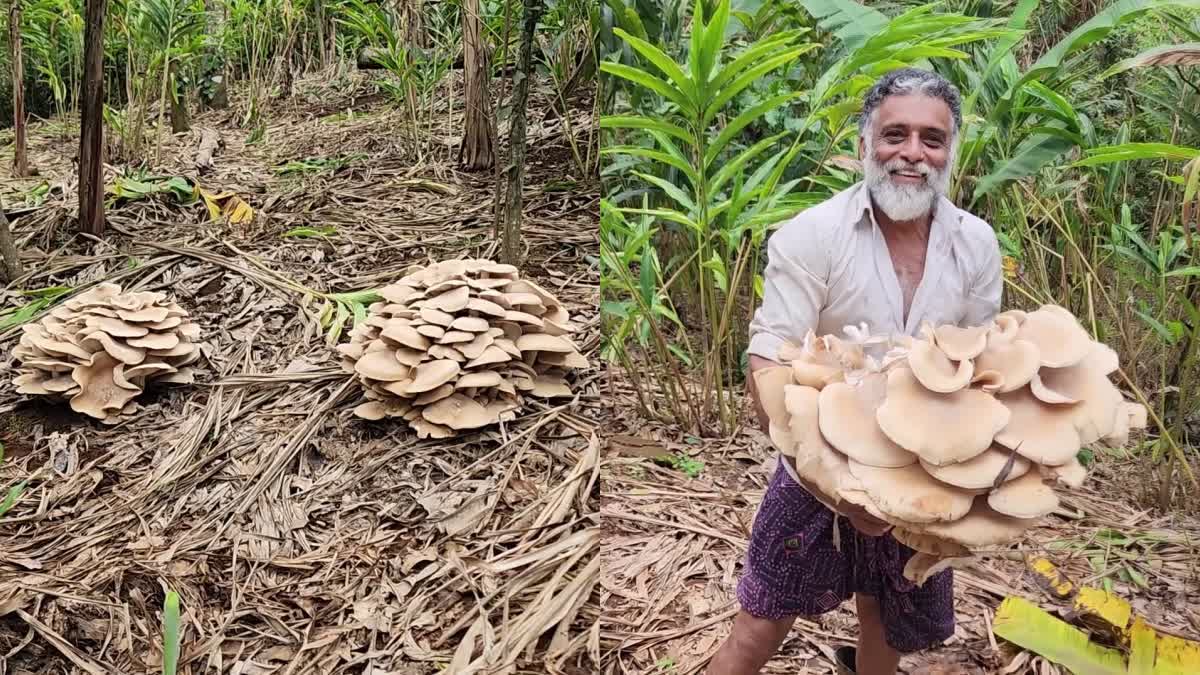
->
[382,323,432,351]
[986,471,1059,519]
[423,285,470,312]
[515,333,575,353]
[973,329,1040,394]
[909,498,1040,549]
[1041,456,1087,488]
[891,528,972,557]
[355,351,411,381]
[69,352,142,419]
[817,377,917,468]
[906,336,974,393]
[1032,342,1124,444]
[919,444,1031,490]
[1016,304,1091,368]
[422,393,494,429]
[408,360,461,393]
[932,324,989,361]
[85,316,150,338]
[875,367,1010,466]
[789,360,844,390]
[530,375,572,397]
[456,371,503,389]
[846,459,975,523]
[993,385,1082,466]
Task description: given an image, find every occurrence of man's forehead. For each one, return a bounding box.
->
[873,94,953,132]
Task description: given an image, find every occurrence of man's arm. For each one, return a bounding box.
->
[963,229,1004,327]
[745,311,891,537]
[745,354,779,432]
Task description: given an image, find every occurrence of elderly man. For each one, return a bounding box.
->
[705,68,1003,675]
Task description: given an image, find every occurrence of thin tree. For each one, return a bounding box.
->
[0,200,23,282]
[79,0,107,236]
[458,0,494,169]
[498,0,544,265]
[9,0,32,177]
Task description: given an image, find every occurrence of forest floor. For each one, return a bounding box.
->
[0,67,600,674]
[598,384,1200,674]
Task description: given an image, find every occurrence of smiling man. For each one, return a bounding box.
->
[704,69,1003,674]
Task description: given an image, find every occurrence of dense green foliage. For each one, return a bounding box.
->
[599,0,1200,495]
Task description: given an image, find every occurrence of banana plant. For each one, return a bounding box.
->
[951,0,1200,205]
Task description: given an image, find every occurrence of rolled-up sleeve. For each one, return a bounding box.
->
[963,236,1003,327]
[747,230,827,362]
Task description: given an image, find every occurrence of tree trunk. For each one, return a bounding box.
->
[499,0,543,266]
[78,0,106,237]
[0,200,23,283]
[9,0,32,177]
[458,0,494,170]
[406,0,427,49]
[170,62,190,133]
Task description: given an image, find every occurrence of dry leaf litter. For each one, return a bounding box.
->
[0,67,600,675]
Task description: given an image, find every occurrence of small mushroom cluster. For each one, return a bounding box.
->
[756,304,1147,583]
[11,283,202,423]
[338,258,588,438]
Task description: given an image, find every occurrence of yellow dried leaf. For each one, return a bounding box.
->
[1002,255,1020,279]
[992,596,1126,675]
[1074,586,1132,636]
[195,185,254,225]
[1029,556,1076,599]
[227,200,254,225]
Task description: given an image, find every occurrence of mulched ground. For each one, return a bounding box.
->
[0,67,600,674]
[598,383,1200,674]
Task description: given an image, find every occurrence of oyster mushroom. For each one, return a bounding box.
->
[875,367,1010,466]
[919,444,1031,490]
[906,332,974,393]
[987,471,1059,519]
[817,375,917,468]
[847,459,976,523]
[1016,304,1092,368]
[12,284,202,423]
[932,324,989,361]
[973,325,1040,394]
[993,385,1083,466]
[342,258,587,436]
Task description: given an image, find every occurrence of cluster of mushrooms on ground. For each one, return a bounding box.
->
[754,304,1147,583]
[10,258,587,438]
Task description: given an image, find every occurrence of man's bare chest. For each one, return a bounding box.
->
[884,237,928,315]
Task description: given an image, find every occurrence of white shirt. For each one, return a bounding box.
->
[748,181,1003,362]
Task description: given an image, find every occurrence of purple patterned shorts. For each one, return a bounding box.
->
[735,461,955,653]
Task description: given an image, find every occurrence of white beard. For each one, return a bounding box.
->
[862,139,953,222]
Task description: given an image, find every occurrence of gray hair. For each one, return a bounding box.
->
[858,67,963,140]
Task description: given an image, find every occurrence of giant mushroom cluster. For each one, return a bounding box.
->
[11,283,202,423]
[755,304,1147,583]
[338,258,588,438]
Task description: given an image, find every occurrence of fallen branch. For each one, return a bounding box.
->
[194,127,222,173]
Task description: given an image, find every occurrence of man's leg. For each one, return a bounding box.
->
[706,461,852,674]
[854,593,900,675]
[705,611,796,675]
